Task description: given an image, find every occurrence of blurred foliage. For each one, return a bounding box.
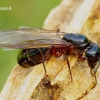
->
[0,0,61,91]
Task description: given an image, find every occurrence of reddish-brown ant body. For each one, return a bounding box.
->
[0,28,100,99]
[17,32,100,79]
[0,28,100,78]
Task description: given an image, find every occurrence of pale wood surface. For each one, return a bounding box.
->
[0,0,100,100]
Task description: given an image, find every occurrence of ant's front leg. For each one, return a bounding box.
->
[77,75,97,100]
[76,51,97,100]
[91,58,100,76]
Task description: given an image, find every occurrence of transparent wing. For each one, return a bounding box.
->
[0,28,67,49]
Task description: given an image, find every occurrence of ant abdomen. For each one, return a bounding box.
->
[17,48,50,68]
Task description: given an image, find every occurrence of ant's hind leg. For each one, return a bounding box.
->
[77,74,97,100]
[86,59,97,91]
[77,66,97,100]
[41,48,52,76]
[37,48,47,75]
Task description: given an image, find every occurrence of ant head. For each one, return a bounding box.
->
[85,43,100,69]
[86,43,100,58]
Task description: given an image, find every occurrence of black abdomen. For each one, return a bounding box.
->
[17,48,50,68]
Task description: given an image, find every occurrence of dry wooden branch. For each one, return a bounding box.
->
[0,0,100,100]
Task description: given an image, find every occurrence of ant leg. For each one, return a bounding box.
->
[38,48,47,75]
[78,59,97,99]
[77,74,97,100]
[77,50,87,61]
[63,54,72,82]
[86,58,97,77]
[39,48,52,76]
[85,60,98,99]
[25,48,36,65]
[92,58,100,75]
[77,62,97,100]
[42,61,47,76]
[78,56,87,62]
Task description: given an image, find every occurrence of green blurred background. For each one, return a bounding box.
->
[0,0,61,91]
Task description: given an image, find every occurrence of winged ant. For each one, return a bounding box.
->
[0,27,100,99]
[15,29,100,81]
